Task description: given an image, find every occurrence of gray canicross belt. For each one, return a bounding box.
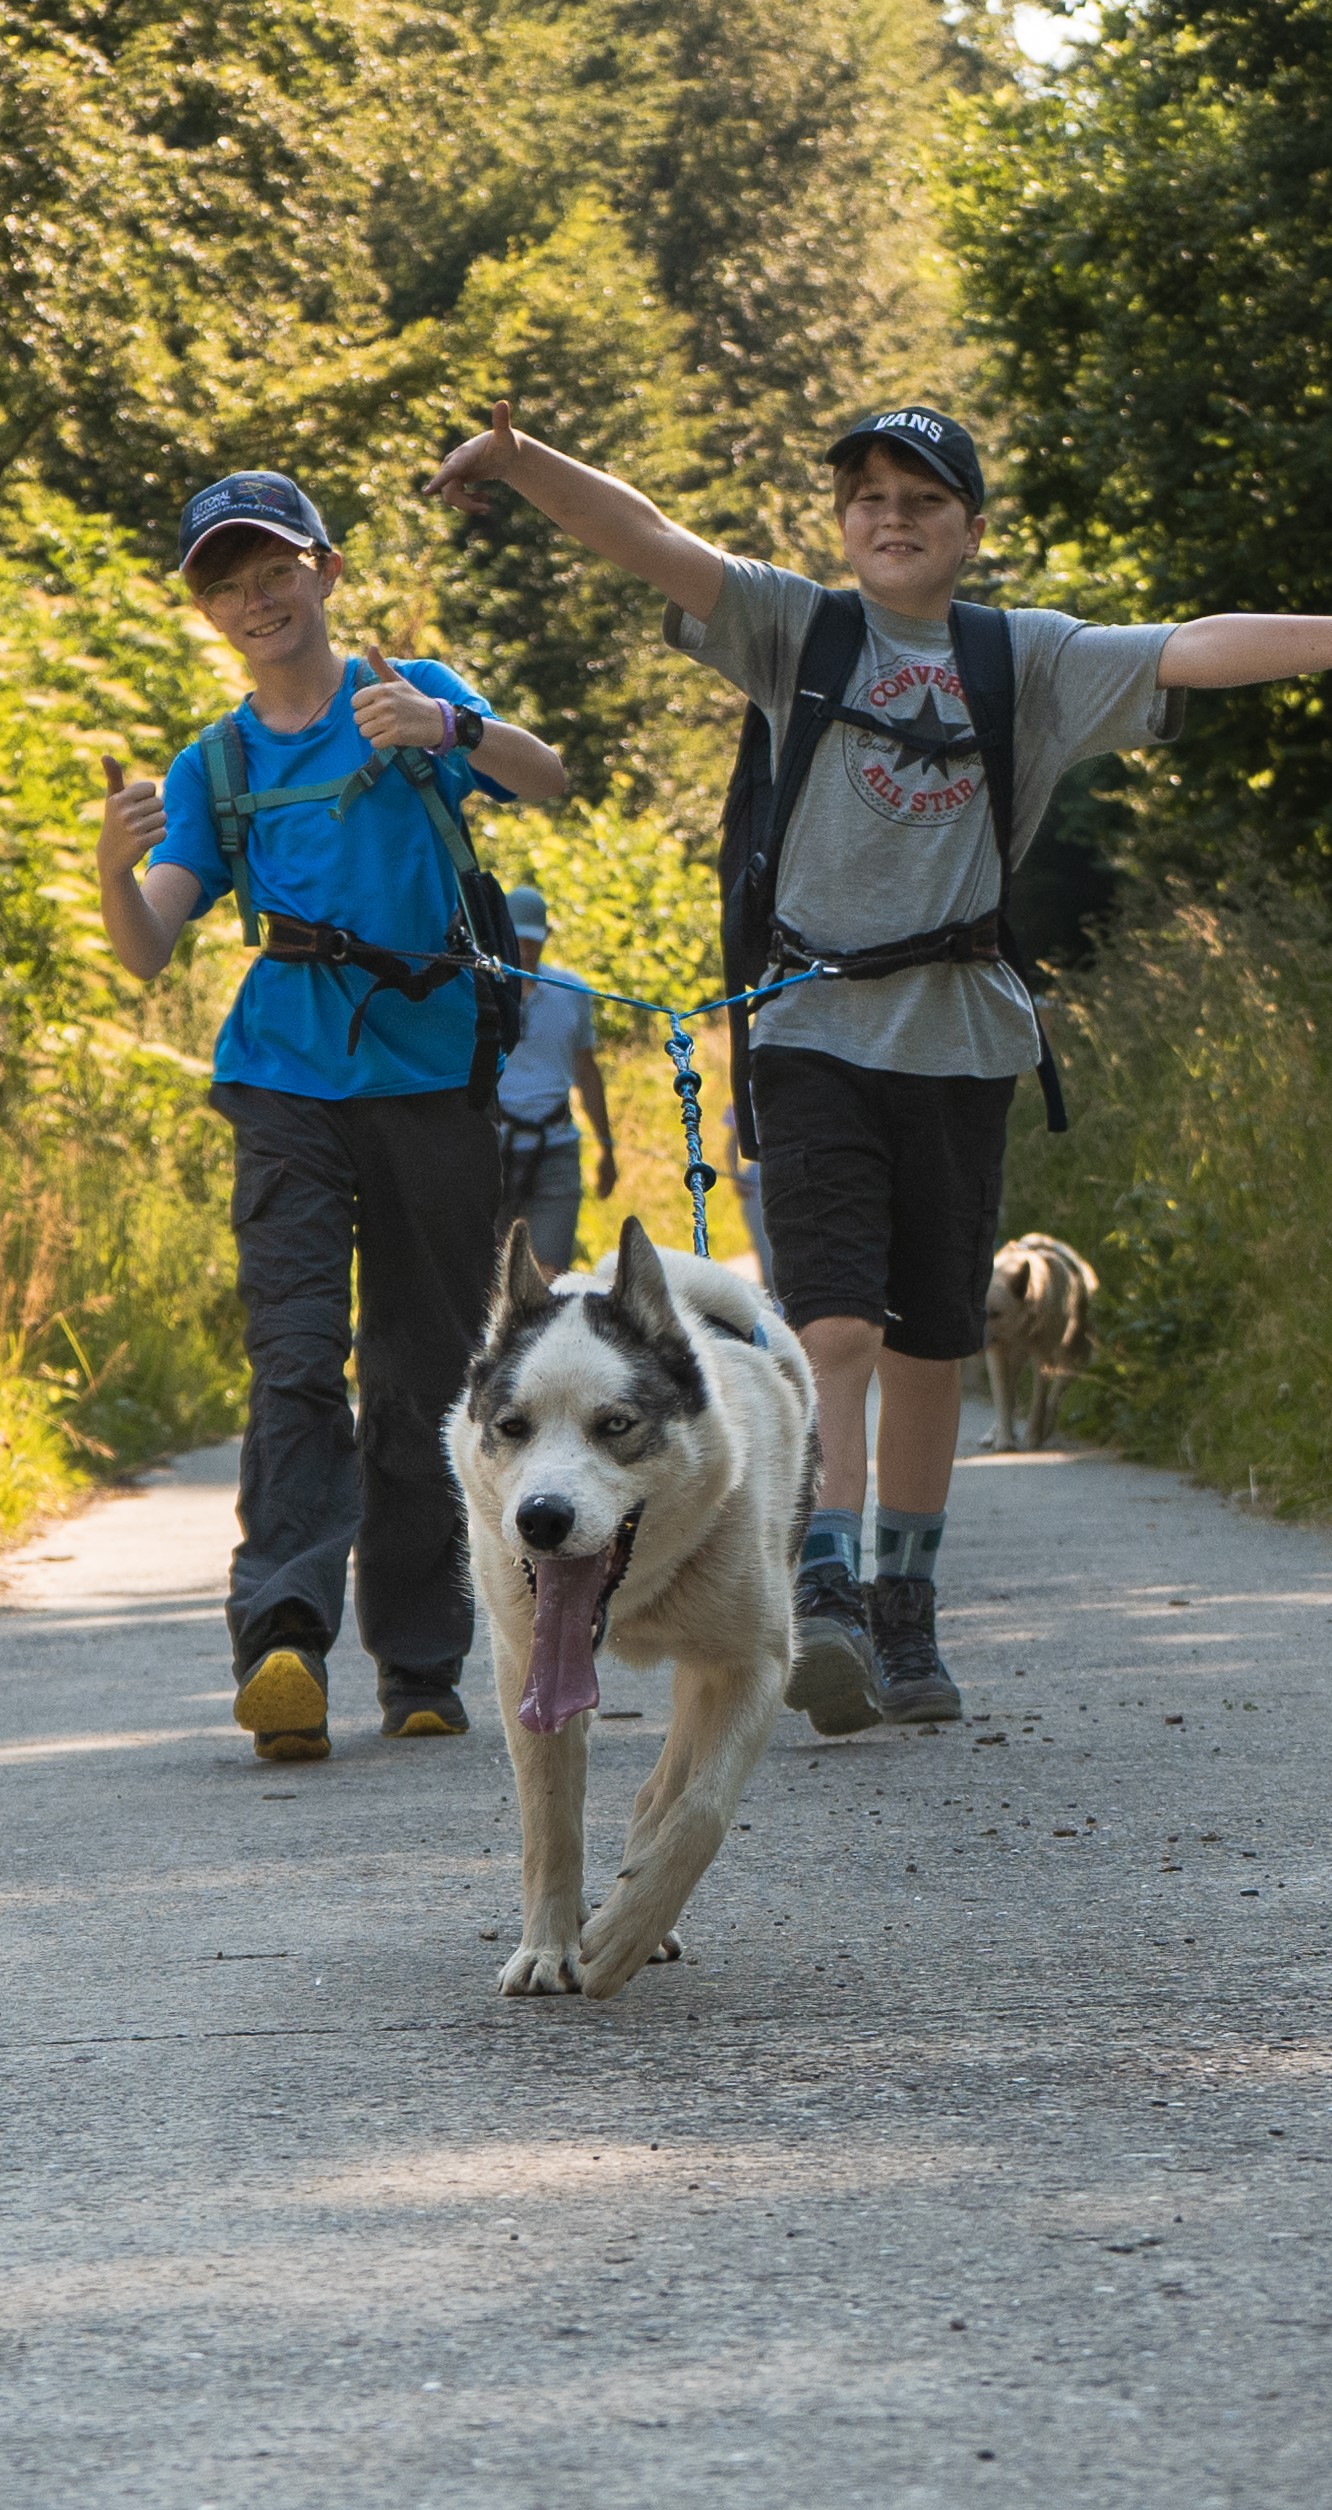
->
[498,1100,574,1207]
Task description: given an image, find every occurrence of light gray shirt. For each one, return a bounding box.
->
[496,964,593,1148]
[665,561,1185,1076]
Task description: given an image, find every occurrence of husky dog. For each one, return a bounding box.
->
[983,1232,1099,1452]
[447,1217,818,2002]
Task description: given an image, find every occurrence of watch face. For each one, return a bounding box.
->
[456,706,485,752]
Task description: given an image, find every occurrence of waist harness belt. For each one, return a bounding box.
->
[497,1099,574,1210]
[197,661,520,1105]
[768,907,1002,984]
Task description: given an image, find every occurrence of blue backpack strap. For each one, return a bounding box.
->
[197,713,262,947]
[333,658,488,946]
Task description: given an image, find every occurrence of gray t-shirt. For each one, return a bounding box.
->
[665,561,1185,1076]
[496,964,593,1148]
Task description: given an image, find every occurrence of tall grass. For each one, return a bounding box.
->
[0,1056,245,1536]
[1003,886,1332,1515]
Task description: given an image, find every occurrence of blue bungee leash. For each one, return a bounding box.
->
[474,955,827,1259]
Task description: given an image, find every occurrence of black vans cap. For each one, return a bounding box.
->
[824,408,984,508]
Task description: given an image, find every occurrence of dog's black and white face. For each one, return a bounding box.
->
[450,1219,716,1734]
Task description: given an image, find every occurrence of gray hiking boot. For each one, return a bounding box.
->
[785,1559,882,1737]
[868,1577,962,1724]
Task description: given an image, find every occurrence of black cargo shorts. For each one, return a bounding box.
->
[749,1046,1015,1360]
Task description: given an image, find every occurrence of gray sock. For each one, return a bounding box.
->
[875,1504,945,1582]
[801,1507,862,1580]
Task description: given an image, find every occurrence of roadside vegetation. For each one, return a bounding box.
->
[1004,886,1332,1516]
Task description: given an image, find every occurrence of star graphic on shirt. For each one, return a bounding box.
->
[876,686,981,777]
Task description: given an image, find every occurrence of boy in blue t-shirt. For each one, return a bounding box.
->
[97,470,565,1761]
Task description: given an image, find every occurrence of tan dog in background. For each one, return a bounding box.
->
[983,1233,1099,1452]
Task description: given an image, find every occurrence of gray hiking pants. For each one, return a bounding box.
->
[210,1082,501,1687]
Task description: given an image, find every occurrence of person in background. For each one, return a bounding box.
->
[496,885,617,1275]
[723,1103,774,1291]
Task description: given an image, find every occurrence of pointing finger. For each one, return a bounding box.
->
[102,755,126,796]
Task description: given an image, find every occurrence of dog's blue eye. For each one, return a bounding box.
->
[599,1412,636,1438]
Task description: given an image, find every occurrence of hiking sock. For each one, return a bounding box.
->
[800,1508,863,1582]
[875,1505,946,1583]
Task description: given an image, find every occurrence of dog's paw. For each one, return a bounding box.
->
[578,1905,668,2002]
[497,1942,582,1997]
[648,1929,683,1963]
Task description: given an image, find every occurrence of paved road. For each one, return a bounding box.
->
[1,1406,1329,2510]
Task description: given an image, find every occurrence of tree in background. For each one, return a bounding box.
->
[1,0,963,814]
[942,0,1332,895]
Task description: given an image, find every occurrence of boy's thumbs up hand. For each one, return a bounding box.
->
[97,753,166,875]
[351,645,451,752]
[425,400,520,513]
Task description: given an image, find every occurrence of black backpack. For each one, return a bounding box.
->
[718,591,1066,1154]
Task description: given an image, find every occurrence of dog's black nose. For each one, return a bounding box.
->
[516,1493,577,1552]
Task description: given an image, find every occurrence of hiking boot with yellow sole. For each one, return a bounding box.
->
[234,1647,330,1762]
[378,1666,469,1739]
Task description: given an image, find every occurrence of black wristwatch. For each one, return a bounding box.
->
[454,705,486,753]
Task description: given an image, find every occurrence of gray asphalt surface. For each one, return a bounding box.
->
[1,1402,1329,2510]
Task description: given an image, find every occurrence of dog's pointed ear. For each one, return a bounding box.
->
[1010,1258,1031,1302]
[607,1217,679,1341]
[491,1219,554,1334]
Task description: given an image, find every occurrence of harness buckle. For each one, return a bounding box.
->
[327,928,352,964]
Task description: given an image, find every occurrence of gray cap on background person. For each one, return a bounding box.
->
[508,886,548,941]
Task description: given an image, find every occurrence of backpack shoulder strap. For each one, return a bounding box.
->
[338,656,482,898]
[948,599,1015,895]
[197,713,261,946]
[761,586,867,893]
[948,599,1067,1133]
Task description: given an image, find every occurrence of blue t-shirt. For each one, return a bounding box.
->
[149,656,512,1099]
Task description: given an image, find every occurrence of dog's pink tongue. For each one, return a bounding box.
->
[519,1552,610,1734]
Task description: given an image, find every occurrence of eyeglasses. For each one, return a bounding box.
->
[196,552,321,622]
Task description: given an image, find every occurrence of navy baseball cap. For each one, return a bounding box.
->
[824,407,985,508]
[178,470,332,572]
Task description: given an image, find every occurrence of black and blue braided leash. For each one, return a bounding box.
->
[475,954,826,1258]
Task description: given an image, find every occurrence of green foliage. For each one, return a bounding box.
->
[2,0,963,824]
[1003,884,1332,1515]
[939,0,1332,890]
[0,480,247,1526]
[339,196,724,816]
[0,478,244,1094]
[478,779,720,1039]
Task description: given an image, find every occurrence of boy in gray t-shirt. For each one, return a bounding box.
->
[430,398,1332,1736]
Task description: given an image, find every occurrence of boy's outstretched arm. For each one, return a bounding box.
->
[98,758,201,979]
[426,400,726,626]
[1158,614,1332,687]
